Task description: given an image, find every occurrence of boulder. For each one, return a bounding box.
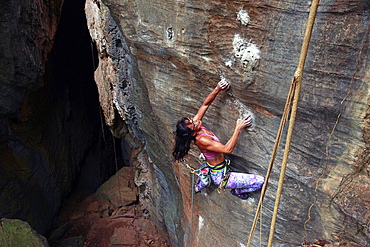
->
[94,167,138,207]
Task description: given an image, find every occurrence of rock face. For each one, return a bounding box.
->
[53,167,171,247]
[93,166,138,208]
[0,0,369,246]
[84,0,370,246]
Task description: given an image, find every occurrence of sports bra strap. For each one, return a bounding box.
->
[198,126,220,142]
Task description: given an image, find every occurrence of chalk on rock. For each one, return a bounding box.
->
[199,153,206,162]
[237,9,250,26]
[233,99,255,131]
[232,34,260,72]
[220,75,230,86]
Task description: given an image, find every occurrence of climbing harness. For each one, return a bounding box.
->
[195,159,231,193]
[246,1,320,246]
[182,159,231,192]
[181,158,231,246]
[214,160,231,194]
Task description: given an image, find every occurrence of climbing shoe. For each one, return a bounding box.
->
[230,189,250,200]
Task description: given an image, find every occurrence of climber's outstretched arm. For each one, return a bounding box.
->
[193,79,229,121]
[196,117,252,154]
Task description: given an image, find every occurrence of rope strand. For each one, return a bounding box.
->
[190,172,195,247]
[181,159,201,247]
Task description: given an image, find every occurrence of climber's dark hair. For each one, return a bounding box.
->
[172,117,196,162]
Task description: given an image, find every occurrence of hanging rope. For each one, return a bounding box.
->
[247,0,320,246]
[246,62,297,247]
[182,159,201,247]
[190,171,195,247]
[90,40,106,143]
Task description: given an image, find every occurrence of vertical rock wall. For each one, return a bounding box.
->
[85,1,184,245]
[85,0,370,246]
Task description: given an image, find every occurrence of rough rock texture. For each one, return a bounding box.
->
[52,167,171,247]
[84,0,370,246]
[85,1,184,245]
[93,166,138,208]
[0,218,49,247]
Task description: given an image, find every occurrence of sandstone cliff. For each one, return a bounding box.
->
[0,0,369,246]
[84,0,370,246]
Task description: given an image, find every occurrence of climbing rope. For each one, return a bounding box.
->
[90,41,106,143]
[247,0,320,246]
[182,159,200,174]
[302,19,370,245]
[182,159,201,247]
[190,171,195,247]
[246,66,297,247]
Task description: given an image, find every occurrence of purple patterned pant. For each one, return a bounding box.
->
[195,168,265,194]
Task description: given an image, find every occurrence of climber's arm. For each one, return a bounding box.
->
[193,79,229,121]
[196,117,252,154]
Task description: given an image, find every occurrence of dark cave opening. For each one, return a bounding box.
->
[34,0,128,238]
[47,0,129,198]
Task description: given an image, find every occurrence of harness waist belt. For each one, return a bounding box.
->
[206,159,231,171]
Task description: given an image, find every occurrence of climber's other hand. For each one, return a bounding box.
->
[217,77,230,91]
[237,115,253,130]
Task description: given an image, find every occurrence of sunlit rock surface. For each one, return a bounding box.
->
[85,0,370,246]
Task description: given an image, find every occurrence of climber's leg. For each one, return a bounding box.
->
[230,188,250,200]
[209,169,223,185]
[211,170,264,193]
[194,167,212,193]
[226,172,265,194]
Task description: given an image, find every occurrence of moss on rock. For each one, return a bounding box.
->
[0,218,49,247]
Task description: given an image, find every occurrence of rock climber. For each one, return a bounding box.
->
[172,78,265,199]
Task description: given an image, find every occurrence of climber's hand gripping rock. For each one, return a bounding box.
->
[237,115,252,129]
[217,77,230,91]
